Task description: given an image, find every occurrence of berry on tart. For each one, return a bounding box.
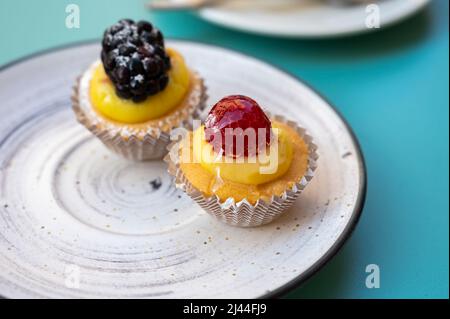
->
[204,95,272,157]
[72,19,206,161]
[176,95,313,211]
[101,19,171,102]
[188,95,297,186]
[87,19,196,124]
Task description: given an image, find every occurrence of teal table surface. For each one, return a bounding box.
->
[0,0,448,299]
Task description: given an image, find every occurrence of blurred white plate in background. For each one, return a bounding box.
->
[199,0,430,38]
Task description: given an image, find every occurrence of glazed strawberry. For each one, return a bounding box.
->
[204,95,272,157]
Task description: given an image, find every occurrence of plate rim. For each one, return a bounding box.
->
[198,0,430,39]
[0,39,367,299]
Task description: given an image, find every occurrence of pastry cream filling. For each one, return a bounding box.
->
[191,123,294,185]
[89,48,190,124]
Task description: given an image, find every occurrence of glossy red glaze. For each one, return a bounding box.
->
[204,95,272,157]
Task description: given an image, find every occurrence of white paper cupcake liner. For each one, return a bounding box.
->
[72,66,207,161]
[165,114,318,227]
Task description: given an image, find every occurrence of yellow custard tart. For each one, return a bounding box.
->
[72,19,206,161]
[166,95,318,227]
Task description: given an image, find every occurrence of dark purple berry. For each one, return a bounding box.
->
[114,66,130,84]
[118,44,135,56]
[100,19,171,101]
[143,58,159,76]
[130,58,144,75]
[146,80,160,95]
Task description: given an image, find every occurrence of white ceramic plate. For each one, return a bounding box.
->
[199,0,429,38]
[0,41,365,298]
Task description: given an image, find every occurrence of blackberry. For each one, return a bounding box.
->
[101,19,171,102]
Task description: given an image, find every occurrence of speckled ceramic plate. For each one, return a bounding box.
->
[0,41,366,299]
[199,0,429,38]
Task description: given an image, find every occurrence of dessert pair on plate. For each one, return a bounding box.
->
[72,19,318,227]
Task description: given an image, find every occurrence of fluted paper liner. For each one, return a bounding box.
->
[165,114,318,227]
[72,70,207,161]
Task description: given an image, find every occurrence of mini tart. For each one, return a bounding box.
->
[166,115,318,227]
[72,50,207,161]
